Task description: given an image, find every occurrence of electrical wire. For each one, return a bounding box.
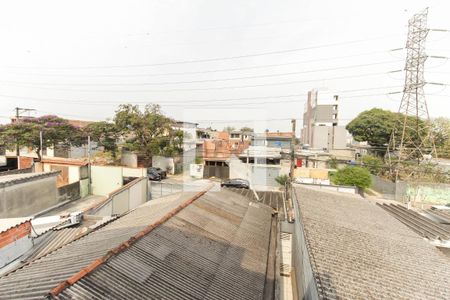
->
[1,71,393,93]
[0,86,403,106]
[3,53,402,78]
[0,38,405,70]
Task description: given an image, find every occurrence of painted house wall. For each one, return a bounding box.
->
[90,166,123,196]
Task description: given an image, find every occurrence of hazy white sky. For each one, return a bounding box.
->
[0,0,449,132]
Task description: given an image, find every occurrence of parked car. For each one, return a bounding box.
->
[221,178,250,189]
[148,170,161,181]
[431,203,450,210]
[147,167,167,179]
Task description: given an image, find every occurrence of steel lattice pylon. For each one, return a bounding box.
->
[387,8,437,179]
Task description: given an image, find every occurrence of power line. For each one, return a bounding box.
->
[3,51,402,78]
[0,86,402,106]
[2,70,392,93]
[0,37,404,70]
[0,60,402,87]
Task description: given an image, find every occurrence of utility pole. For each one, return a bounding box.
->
[39,131,43,161]
[14,107,36,166]
[387,8,437,180]
[290,119,296,182]
[88,135,92,193]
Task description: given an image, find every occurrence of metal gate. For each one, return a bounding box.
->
[203,161,229,179]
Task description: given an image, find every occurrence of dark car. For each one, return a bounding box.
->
[148,170,161,181]
[147,167,167,179]
[221,178,250,189]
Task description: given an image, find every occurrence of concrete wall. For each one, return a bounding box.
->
[397,181,450,204]
[123,167,146,178]
[91,166,123,196]
[57,181,81,202]
[121,151,138,168]
[292,191,320,300]
[190,164,204,178]
[298,182,357,194]
[152,156,175,174]
[0,175,58,218]
[80,179,89,198]
[312,126,330,150]
[229,158,281,188]
[94,177,148,216]
[332,126,348,149]
[371,175,396,199]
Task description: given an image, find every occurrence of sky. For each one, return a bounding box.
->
[0,0,449,134]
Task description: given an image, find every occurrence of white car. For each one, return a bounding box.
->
[431,203,450,210]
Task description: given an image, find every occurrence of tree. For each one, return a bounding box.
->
[223,126,235,133]
[84,121,120,159]
[0,115,83,161]
[361,155,384,175]
[331,166,372,189]
[432,117,450,158]
[240,127,254,132]
[346,108,397,148]
[114,104,183,159]
[275,174,289,186]
[346,108,427,155]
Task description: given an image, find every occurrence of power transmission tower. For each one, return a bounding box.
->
[387,8,437,180]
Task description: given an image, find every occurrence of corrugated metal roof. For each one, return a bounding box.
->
[295,185,450,299]
[225,187,286,221]
[378,203,450,241]
[0,190,275,300]
[0,218,32,234]
[54,191,273,300]
[0,192,197,299]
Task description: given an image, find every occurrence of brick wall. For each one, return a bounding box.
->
[0,221,32,249]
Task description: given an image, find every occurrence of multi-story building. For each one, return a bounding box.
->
[301,89,347,150]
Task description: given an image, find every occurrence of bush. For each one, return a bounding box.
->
[361,155,383,175]
[331,166,372,189]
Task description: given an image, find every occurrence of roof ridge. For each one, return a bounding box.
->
[48,187,211,298]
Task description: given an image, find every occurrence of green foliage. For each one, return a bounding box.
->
[223,126,235,133]
[331,166,372,189]
[84,121,119,159]
[275,174,289,186]
[240,127,254,133]
[361,155,384,175]
[0,115,83,160]
[114,104,183,158]
[433,117,450,158]
[346,108,428,155]
[328,156,338,169]
[195,157,203,164]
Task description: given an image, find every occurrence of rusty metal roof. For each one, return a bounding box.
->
[0,190,275,300]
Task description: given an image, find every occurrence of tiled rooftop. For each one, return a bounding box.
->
[0,189,275,299]
[295,185,450,299]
